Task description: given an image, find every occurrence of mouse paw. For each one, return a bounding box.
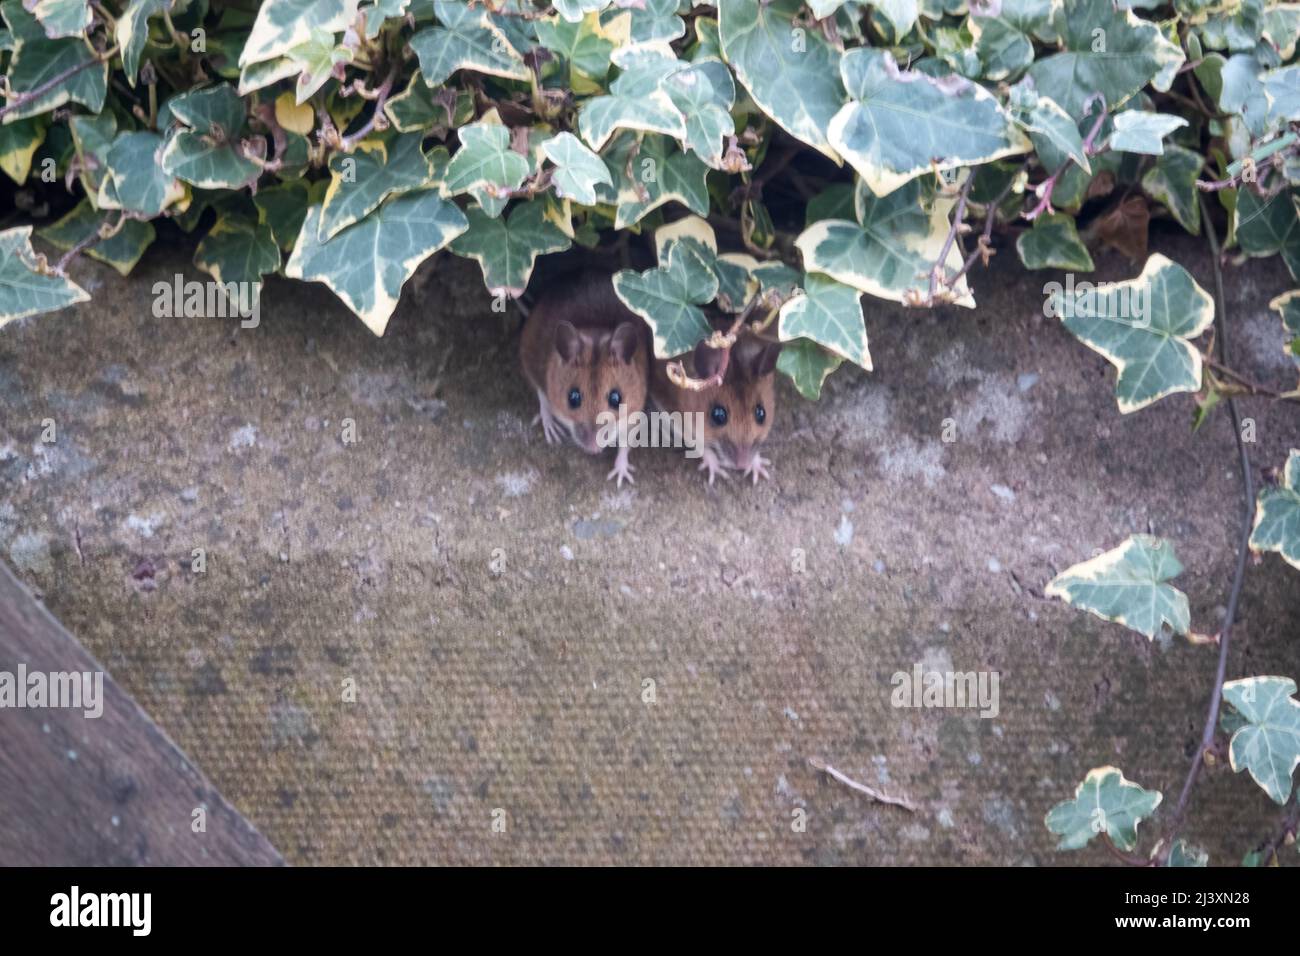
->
[743,453,771,485]
[697,448,730,486]
[607,446,634,487]
[535,409,564,445]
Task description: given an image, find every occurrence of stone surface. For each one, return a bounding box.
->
[0,231,1297,865]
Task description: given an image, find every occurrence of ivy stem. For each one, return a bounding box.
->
[927,169,976,303]
[1101,833,1153,867]
[0,46,118,121]
[1159,193,1257,864]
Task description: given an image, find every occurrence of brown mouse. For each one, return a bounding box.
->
[650,330,781,484]
[519,271,650,486]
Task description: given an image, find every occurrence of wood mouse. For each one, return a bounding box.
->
[650,330,782,485]
[519,271,650,486]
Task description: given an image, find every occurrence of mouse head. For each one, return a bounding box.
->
[547,319,646,454]
[691,334,781,471]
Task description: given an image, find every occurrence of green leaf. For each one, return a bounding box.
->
[795,180,974,308]
[1249,450,1300,571]
[541,131,612,206]
[577,42,685,151]
[449,200,571,298]
[1045,534,1190,639]
[1026,1,1183,120]
[1012,87,1090,175]
[362,0,410,38]
[829,49,1029,197]
[1052,254,1214,413]
[68,111,115,197]
[1235,187,1300,279]
[38,200,156,276]
[116,0,168,86]
[384,71,467,132]
[1046,767,1161,852]
[285,27,351,104]
[441,120,529,197]
[719,0,845,161]
[237,56,302,96]
[285,189,468,335]
[777,337,843,400]
[102,131,184,217]
[253,179,312,250]
[612,239,718,358]
[874,0,918,39]
[1262,65,1300,123]
[661,58,736,170]
[805,183,855,224]
[603,133,710,230]
[1222,676,1300,804]
[240,0,356,67]
[534,11,613,82]
[620,0,686,43]
[553,0,610,23]
[1109,111,1189,156]
[0,225,89,326]
[778,273,870,370]
[319,132,434,241]
[409,0,529,86]
[0,116,44,184]
[1165,840,1209,867]
[973,0,1055,81]
[1141,144,1203,234]
[26,0,90,39]
[1269,290,1300,376]
[0,0,107,121]
[194,214,281,290]
[1017,213,1094,271]
[160,84,262,190]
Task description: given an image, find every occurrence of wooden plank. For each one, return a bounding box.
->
[0,560,283,866]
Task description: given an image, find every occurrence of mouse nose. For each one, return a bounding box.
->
[572,424,601,455]
[732,443,756,470]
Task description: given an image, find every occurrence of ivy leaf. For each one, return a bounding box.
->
[116,0,168,86]
[778,273,870,371]
[1026,2,1183,120]
[194,214,281,293]
[777,337,844,400]
[239,0,357,67]
[362,0,410,39]
[102,131,184,217]
[409,0,529,86]
[534,10,614,82]
[603,133,710,230]
[661,58,736,170]
[1250,449,1300,571]
[1046,767,1161,852]
[319,133,434,241]
[160,84,261,189]
[1164,840,1209,867]
[541,131,611,206]
[1222,676,1300,804]
[719,0,845,162]
[795,180,973,308]
[1235,187,1300,279]
[38,200,156,276]
[1051,254,1214,413]
[1268,290,1300,377]
[1012,87,1090,175]
[612,240,718,358]
[238,57,302,96]
[0,116,44,184]
[67,112,115,197]
[1016,212,1094,271]
[1141,144,1203,234]
[0,0,107,120]
[553,0,610,23]
[26,0,90,39]
[384,70,468,132]
[973,0,1055,81]
[252,179,312,250]
[441,121,529,198]
[829,49,1030,197]
[1263,65,1300,124]
[874,0,917,39]
[577,43,685,151]
[621,0,686,44]
[0,225,89,326]
[285,189,468,335]
[449,200,571,299]
[286,28,351,104]
[1045,534,1190,639]
[1108,111,1189,156]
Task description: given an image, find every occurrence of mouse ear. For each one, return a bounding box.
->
[609,321,639,364]
[693,341,726,381]
[554,321,582,363]
[753,341,782,378]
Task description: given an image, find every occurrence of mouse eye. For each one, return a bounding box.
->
[755,402,766,425]
[567,387,582,410]
[710,403,728,427]
[607,388,622,409]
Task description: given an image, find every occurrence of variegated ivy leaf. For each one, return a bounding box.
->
[1269,290,1300,371]
[1141,144,1203,234]
[238,57,301,96]
[652,218,757,312]
[1051,254,1214,413]
[252,179,312,250]
[1221,676,1300,805]
[450,200,571,299]
[0,226,89,326]
[285,189,468,335]
[1045,767,1161,852]
[1263,4,1300,59]
[1235,187,1300,280]
[829,49,1029,197]
[577,43,685,151]
[612,240,718,358]
[1108,111,1189,156]
[1016,212,1094,271]
[38,200,156,276]
[0,116,44,184]
[102,131,184,217]
[719,0,845,162]
[1262,65,1300,124]
[1026,1,1183,120]
[0,0,107,120]
[553,0,610,23]
[116,0,169,86]
[777,338,843,400]
[239,0,357,67]
[68,112,115,196]
[1250,449,1300,571]
[534,11,614,83]
[409,0,529,87]
[541,131,611,206]
[874,0,918,39]
[778,273,870,371]
[661,58,737,170]
[441,121,529,198]
[385,71,470,132]
[620,0,686,44]
[160,84,262,190]
[1198,0,1264,54]
[286,28,351,104]
[1164,840,1209,867]
[319,132,434,241]
[194,214,281,296]
[972,0,1057,81]
[26,0,90,39]
[1010,82,1089,174]
[362,0,410,39]
[602,133,710,230]
[795,179,973,308]
[1045,535,1190,639]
